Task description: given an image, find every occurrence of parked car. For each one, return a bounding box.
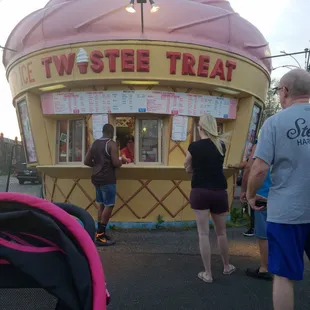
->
[15,163,42,185]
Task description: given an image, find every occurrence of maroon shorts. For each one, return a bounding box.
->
[190,188,229,214]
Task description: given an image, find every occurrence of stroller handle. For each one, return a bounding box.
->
[53,202,96,241]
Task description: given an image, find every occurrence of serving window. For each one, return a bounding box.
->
[193,118,224,141]
[56,119,85,163]
[136,118,163,164]
[113,115,165,165]
[115,117,135,150]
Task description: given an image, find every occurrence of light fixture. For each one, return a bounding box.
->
[149,0,160,13]
[121,80,159,85]
[214,87,240,95]
[125,0,160,13]
[125,0,136,13]
[39,84,67,92]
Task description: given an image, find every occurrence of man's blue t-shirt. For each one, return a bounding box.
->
[256,169,271,199]
[253,140,271,200]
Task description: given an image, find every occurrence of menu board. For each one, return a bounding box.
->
[41,90,237,119]
[92,114,109,140]
[172,116,188,141]
[243,103,262,161]
[17,100,37,163]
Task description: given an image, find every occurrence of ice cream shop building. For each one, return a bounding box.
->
[3,0,271,227]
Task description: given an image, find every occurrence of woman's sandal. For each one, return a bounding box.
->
[223,264,236,275]
[198,272,213,283]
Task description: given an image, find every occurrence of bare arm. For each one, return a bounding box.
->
[238,161,248,169]
[84,147,93,167]
[241,145,257,193]
[239,145,257,203]
[109,141,122,168]
[228,161,248,170]
[184,151,193,173]
[120,149,132,164]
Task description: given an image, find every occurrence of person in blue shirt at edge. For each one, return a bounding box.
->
[240,131,273,281]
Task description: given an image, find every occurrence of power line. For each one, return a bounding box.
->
[263,48,310,72]
[0,45,17,52]
[263,50,309,59]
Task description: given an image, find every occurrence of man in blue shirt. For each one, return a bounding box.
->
[241,139,273,280]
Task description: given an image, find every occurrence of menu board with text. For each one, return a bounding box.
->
[41,90,237,119]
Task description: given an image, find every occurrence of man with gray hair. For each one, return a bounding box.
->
[246,68,310,310]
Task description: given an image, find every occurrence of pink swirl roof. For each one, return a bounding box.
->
[2,0,271,72]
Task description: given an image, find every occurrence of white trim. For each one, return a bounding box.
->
[66,121,69,163]
[135,117,164,165]
[193,118,200,141]
[81,120,86,163]
[56,119,86,164]
[158,119,162,164]
[134,121,139,163]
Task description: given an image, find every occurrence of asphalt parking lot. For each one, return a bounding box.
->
[0,174,41,197]
[99,228,310,310]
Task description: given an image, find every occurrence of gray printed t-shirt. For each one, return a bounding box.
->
[254,103,310,224]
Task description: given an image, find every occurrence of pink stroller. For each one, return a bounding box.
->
[0,192,110,309]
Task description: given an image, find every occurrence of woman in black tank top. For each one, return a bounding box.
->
[184,114,236,283]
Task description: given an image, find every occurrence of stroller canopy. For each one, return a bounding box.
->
[0,192,108,310]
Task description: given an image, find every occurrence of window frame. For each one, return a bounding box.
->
[56,119,86,164]
[16,97,38,164]
[134,116,165,166]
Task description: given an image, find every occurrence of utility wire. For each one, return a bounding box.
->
[0,45,17,52]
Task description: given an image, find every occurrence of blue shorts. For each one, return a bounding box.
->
[95,184,116,207]
[267,222,310,281]
[254,209,267,240]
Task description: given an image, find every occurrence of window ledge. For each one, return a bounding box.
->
[37,165,236,180]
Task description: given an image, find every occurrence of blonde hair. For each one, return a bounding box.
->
[199,114,231,156]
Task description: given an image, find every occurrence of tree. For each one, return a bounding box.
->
[261,78,282,123]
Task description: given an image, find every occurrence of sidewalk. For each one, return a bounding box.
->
[99,227,310,310]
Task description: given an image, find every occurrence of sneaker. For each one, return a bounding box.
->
[246,268,273,281]
[96,233,116,247]
[103,233,111,241]
[243,228,254,237]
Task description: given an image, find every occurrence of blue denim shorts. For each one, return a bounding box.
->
[254,209,267,240]
[95,184,116,207]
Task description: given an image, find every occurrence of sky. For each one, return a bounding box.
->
[0,0,309,139]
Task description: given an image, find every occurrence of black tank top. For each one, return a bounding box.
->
[90,138,116,186]
[188,139,227,190]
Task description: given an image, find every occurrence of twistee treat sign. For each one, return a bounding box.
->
[41,90,237,119]
[40,48,236,81]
